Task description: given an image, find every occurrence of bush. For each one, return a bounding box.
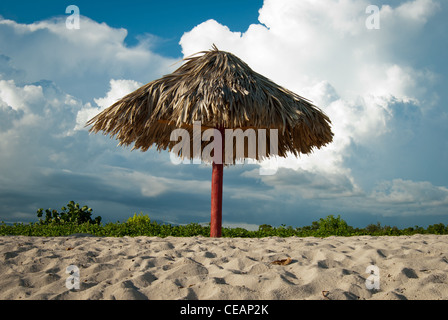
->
[127,212,151,225]
[315,215,351,236]
[37,201,101,225]
[365,222,382,234]
[427,223,447,235]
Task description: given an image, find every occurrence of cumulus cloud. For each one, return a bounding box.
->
[384,0,440,24]
[75,79,142,131]
[243,167,362,200]
[179,0,440,204]
[0,15,177,101]
[0,15,180,223]
[371,179,448,206]
[104,167,210,198]
[0,78,89,224]
[0,79,83,165]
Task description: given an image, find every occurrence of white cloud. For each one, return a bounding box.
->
[75,79,142,131]
[0,16,177,101]
[94,79,142,109]
[243,167,362,201]
[0,13,180,172]
[371,179,448,206]
[0,15,179,140]
[103,167,210,198]
[0,79,44,112]
[0,79,84,197]
[0,16,179,222]
[388,0,440,24]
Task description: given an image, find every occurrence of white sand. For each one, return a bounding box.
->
[1,234,447,300]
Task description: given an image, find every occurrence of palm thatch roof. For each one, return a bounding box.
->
[87,45,333,163]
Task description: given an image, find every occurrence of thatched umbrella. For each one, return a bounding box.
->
[87,45,333,237]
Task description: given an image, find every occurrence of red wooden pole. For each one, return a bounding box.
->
[210,128,224,238]
[210,160,223,237]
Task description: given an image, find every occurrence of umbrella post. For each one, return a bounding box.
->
[210,128,225,238]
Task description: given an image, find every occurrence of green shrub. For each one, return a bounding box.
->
[315,215,351,236]
[365,222,382,234]
[427,223,447,235]
[127,212,151,225]
[37,201,101,225]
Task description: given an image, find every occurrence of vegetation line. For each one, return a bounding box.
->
[1,202,447,238]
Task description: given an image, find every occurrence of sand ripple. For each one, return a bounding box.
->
[1,234,447,300]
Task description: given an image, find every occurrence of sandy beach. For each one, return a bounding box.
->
[1,234,447,300]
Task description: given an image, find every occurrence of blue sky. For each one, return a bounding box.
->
[0,0,447,230]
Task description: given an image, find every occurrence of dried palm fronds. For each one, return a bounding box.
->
[87,45,333,164]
